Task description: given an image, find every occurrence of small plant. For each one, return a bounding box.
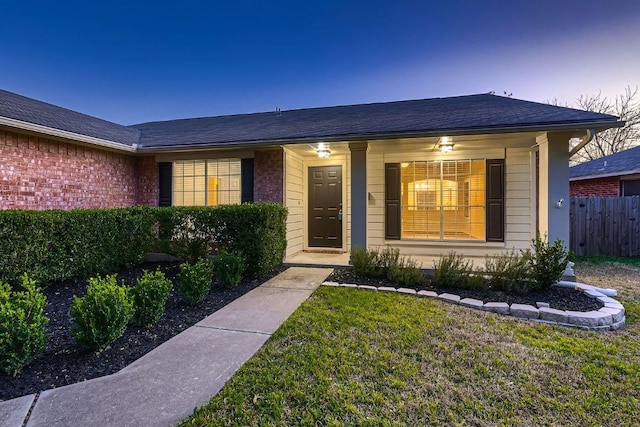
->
[378,247,400,275]
[213,251,245,289]
[433,251,473,288]
[350,246,382,277]
[178,258,214,305]
[387,256,424,287]
[71,274,134,351]
[524,234,570,291]
[485,250,532,293]
[0,274,49,376]
[130,269,173,326]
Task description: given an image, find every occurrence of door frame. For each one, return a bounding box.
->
[303,156,348,252]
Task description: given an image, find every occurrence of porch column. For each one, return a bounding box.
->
[536,132,572,247]
[350,142,368,249]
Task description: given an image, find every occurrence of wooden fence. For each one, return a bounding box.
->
[570,196,640,256]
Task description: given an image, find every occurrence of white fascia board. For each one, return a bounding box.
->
[0,116,137,153]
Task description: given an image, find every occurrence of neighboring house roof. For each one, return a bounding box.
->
[0,89,140,147]
[131,94,621,149]
[570,145,640,180]
[0,89,622,151]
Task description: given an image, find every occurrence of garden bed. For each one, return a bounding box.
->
[1,262,287,401]
[326,267,603,312]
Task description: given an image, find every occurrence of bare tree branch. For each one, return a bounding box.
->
[570,86,640,164]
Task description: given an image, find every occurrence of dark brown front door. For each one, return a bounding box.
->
[308,166,342,248]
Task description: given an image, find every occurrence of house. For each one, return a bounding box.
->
[570,145,640,197]
[0,89,622,262]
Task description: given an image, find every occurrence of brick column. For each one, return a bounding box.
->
[254,149,284,203]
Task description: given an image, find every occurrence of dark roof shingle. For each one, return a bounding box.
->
[132,94,620,148]
[1,89,621,150]
[0,89,140,146]
[570,145,640,178]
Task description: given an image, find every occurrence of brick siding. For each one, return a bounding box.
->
[135,155,158,206]
[570,176,620,197]
[254,149,284,203]
[0,129,156,210]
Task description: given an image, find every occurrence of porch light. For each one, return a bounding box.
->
[316,143,331,158]
[438,136,454,153]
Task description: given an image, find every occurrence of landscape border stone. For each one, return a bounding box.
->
[321,281,625,331]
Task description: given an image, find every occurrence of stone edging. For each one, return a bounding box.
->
[321,281,626,331]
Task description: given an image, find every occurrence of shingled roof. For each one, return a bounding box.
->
[0,89,621,150]
[0,89,140,146]
[131,94,621,149]
[570,145,640,179]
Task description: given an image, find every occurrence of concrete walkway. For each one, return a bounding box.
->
[0,267,332,427]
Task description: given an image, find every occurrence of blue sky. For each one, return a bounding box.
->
[2,0,639,125]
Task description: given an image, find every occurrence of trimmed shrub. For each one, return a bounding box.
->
[524,235,570,291]
[350,246,382,277]
[71,275,134,351]
[387,256,425,287]
[213,251,245,289]
[130,269,173,326]
[209,203,287,277]
[178,259,214,305]
[433,251,474,288]
[0,204,287,285]
[0,274,49,375]
[0,207,156,286]
[485,250,532,293]
[154,203,287,278]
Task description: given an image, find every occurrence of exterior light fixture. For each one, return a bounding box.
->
[316,142,331,158]
[438,136,454,153]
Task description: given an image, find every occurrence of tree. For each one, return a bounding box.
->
[571,86,640,164]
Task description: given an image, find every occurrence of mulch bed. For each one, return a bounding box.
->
[327,268,603,312]
[1,262,287,401]
[2,264,604,402]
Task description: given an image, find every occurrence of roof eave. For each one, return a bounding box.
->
[570,168,640,181]
[0,116,138,153]
[136,119,624,153]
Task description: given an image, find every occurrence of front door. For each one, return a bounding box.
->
[308,166,342,248]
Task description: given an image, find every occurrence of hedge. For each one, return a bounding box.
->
[0,203,287,286]
[153,203,287,278]
[0,207,155,285]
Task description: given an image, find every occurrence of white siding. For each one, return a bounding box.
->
[284,149,304,257]
[505,147,533,250]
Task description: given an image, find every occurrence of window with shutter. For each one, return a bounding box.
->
[385,159,502,242]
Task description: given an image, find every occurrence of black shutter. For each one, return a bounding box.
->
[158,162,172,207]
[385,163,401,240]
[486,159,504,242]
[241,158,254,203]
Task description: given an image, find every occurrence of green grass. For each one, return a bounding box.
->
[181,277,640,426]
[574,255,640,268]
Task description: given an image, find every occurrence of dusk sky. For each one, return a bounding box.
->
[2,1,639,125]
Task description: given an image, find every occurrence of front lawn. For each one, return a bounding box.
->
[181,260,640,426]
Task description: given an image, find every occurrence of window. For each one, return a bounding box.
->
[172,159,241,206]
[399,160,486,241]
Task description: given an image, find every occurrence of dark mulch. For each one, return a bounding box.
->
[327,268,603,312]
[1,262,287,401]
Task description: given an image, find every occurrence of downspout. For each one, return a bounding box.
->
[569,129,595,157]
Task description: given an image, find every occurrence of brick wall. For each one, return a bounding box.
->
[0,129,152,210]
[135,155,158,206]
[254,149,284,203]
[570,176,620,197]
